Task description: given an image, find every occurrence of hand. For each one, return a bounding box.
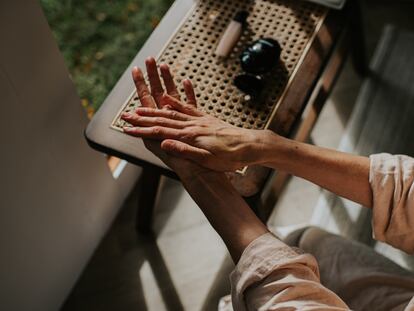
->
[122,87,273,172]
[122,57,211,180]
[123,59,271,264]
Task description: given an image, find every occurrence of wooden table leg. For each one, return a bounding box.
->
[135,166,161,234]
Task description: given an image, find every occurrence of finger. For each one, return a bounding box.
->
[143,139,193,172]
[145,57,164,105]
[123,126,181,140]
[135,107,193,121]
[121,112,187,129]
[160,63,180,100]
[132,67,157,108]
[161,140,212,166]
[183,79,197,108]
[142,139,171,165]
[160,94,203,117]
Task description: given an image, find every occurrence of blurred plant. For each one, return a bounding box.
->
[40,0,173,114]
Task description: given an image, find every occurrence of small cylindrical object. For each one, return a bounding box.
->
[215,11,249,58]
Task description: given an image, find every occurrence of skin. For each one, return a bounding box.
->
[123,58,373,208]
[123,58,272,263]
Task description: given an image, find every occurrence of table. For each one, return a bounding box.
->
[85,0,365,233]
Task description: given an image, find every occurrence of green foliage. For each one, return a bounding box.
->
[40,0,174,112]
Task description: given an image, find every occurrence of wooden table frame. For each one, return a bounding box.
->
[86,0,366,233]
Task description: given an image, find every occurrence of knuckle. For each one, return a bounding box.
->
[199,119,209,127]
[183,104,193,112]
[152,127,162,135]
[181,129,196,141]
[176,144,186,153]
[170,111,178,119]
[185,121,196,127]
[194,126,205,136]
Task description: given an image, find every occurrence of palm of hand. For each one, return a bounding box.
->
[123,87,259,172]
[122,57,265,173]
[123,57,210,177]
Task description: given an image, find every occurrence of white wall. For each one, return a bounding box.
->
[0,1,141,310]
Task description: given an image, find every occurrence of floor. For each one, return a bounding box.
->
[62,1,414,310]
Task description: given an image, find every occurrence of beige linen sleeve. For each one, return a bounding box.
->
[229,233,349,311]
[370,153,414,254]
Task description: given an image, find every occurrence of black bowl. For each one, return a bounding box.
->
[240,38,281,75]
[234,74,264,97]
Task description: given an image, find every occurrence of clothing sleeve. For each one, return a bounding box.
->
[229,233,349,311]
[369,153,414,254]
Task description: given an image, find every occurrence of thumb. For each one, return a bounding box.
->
[161,139,211,167]
[160,94,202,117]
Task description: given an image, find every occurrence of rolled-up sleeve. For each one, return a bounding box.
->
[369,153,414,254]
[229,233,349,310]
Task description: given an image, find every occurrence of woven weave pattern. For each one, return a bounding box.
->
[112,0,327,131]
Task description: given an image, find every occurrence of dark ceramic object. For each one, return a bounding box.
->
[234,74,264,97]
[240,38,281,75]
[234,38,281,96]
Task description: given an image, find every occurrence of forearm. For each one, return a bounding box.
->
[256,131,372,207]
[178,170,273,263]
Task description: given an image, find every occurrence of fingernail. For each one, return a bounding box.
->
[121,112,131,118]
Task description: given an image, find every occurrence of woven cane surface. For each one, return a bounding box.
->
[111,0,327,131]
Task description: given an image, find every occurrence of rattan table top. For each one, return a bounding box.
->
[111,0,327,132]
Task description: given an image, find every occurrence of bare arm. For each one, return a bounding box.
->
[124,57,271,262]
[178,170,271,262]
[259,131,372,208]
[123,60,351,309]
[125,94,373,208]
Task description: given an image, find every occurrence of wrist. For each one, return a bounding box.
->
[178,166,227,187]
[253,129,302,170]
[259,131,307,171]
[237,129,269,166]
[248,129,283,165]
